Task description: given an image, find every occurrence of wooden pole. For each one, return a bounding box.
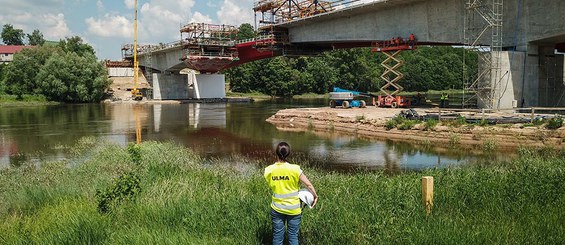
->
[422,176,434,215]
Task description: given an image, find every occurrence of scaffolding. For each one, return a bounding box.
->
[464,0,504,109]
[253,0,367,29]
[180,22,238,58]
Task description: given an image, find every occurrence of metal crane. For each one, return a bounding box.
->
[131,0,143,101]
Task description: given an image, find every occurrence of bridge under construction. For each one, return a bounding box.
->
[111,0,565,109]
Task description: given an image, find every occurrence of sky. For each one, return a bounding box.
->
[0,0,256,60]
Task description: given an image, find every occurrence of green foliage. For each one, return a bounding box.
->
[449,133,461,147]
[57,36,96,56]
[398,119,418,130]
[476,119,489,126]
[1,142,564,244]
[545,116,563,130]
[237,23,255,40]
[483,138,497,152]
[385,118,398,130]
[1,24,25,45]
[36,52,110,102]
[2,36,110,102]
[128,143,142,165]
[385,116,408,130]
[0,63,5,94]
[226,46,477,96]
[3,45,60,98]
[95,172,141,214]
[27,29,45,46]
[424,119,438,131]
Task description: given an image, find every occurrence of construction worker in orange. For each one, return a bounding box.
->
[409,33,416,47]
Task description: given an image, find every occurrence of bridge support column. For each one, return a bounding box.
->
[152,73,190,100]
[537,46,565,107]
[480,45,565,109]
[189,73,226,99]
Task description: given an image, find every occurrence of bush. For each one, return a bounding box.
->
[398,120,418,130]
[95,173,141,214]
[424,119,438,131]
[546,116,563,130]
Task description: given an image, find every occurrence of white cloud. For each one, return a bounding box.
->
[217,0,254,26]
[97,0,104,10]
[0,0,71,41]
[86,14,133,38]
[42,13,71,39]
[190,12,212,24]
[124,0,134,9]
[137,0,195,41]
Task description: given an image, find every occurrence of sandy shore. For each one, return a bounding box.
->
[266,107,565,149]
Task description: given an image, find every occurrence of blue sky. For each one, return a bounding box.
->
[0,0,255,60]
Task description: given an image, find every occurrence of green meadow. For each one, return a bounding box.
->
[0,139,563,244]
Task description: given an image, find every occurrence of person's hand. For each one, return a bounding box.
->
[311,194,318,208]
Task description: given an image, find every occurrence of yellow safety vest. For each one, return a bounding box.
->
[264,162,302,215]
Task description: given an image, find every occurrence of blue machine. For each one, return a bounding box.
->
[329,87,374,108]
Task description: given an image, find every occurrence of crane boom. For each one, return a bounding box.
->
[132,0,142,100]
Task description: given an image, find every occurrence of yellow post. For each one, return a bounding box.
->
[421,176,434,215]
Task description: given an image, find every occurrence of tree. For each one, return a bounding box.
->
[27,29,45,46]
[238,23,255,40]
[36,52,110,102]
[2,37,110,102]
[58,36,95,56]
[3,46,61,98]
[1,24,25,45]
[0,63,6,94]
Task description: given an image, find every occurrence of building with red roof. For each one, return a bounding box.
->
[0,45,30,64]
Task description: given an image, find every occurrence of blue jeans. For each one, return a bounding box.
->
[270,209,302,245]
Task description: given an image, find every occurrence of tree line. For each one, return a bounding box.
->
[1,24,45,46]
[226,24,478,97]
[0,25,110,103]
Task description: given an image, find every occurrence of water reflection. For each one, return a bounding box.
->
[0,101,503,171]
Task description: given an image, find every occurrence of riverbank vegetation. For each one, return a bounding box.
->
[0,94,59,106]
[1,140,563,244]
[0,25,110,103]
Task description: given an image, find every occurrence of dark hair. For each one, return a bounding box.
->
[276,142,290,160]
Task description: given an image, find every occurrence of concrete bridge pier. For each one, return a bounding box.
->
[151,73,189,100]
[483,45,565,109]
[188,72,226,100]
[150,71,226,100]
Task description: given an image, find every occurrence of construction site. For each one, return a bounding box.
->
[104,0,565,133]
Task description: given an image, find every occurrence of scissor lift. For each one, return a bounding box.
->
[371,35,417,108]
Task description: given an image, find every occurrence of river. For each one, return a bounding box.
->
[0,99,497,172]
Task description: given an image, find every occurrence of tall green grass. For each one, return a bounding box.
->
[0,140,563,244]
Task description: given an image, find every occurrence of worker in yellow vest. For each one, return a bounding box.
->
[265,142,318,245]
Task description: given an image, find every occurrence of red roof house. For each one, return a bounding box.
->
[0,45,30,64]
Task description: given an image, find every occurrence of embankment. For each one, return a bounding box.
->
[266,107,565,149]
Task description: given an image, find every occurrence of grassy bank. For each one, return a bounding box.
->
[0,140,563,244]
[0,95,59,106]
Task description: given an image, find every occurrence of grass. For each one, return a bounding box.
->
[0,140,564,244]
[0,94,59,106]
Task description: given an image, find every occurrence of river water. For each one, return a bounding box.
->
[0,99,495,172]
